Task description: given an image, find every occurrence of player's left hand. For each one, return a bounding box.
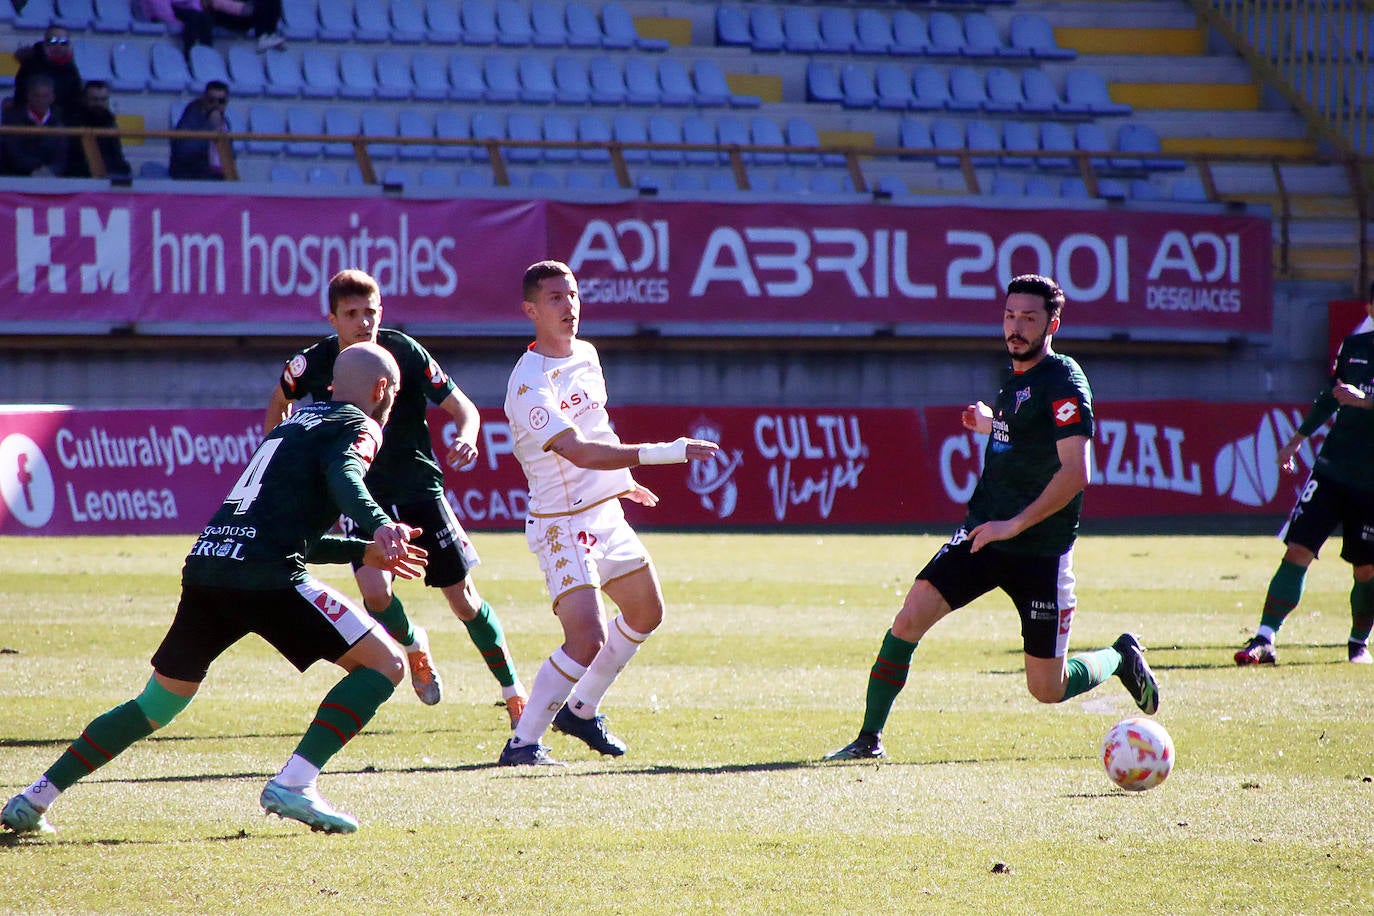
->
[625,480,660,508]
[968,519,1020,552]
[446,439,479,470]
[365,524,428,578]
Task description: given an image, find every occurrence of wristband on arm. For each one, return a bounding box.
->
[637,438,688,465]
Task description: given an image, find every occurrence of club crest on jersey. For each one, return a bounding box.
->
[1013,387,1032,413]
[286,354,308,378]
[529,406,550,430]
[1053,398,1080,426]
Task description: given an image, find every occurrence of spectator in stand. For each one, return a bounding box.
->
[139,0,286,56]
[1,74,68,177]
[12,26,84,119]
[65,80,132,179]
[169,80,230,180]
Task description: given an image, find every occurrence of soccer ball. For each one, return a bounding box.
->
[1100,717,1174,791]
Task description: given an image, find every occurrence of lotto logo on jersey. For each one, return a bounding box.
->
[350,430,380,465]
[1053,398,1081,426]
[425,358,448,388]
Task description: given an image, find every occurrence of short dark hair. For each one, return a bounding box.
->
[327,269,381,315]
[205,80,229,95]
[1006,273,1065,322]
[522,260,573,302]
[84,79,110,93]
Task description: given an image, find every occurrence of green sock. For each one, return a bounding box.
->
[860,630,918,735]
[1350,578,1374,644]
[369,594,414,647]
[463,601,518,689]
[45,700,155,791]
[293,668,396,769]
[1061,647,1120,701]
[1259,559,1307,633]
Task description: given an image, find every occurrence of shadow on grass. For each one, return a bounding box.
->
[0,828,261,849]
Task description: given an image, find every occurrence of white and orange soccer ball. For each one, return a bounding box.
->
[1100,717,1174,791]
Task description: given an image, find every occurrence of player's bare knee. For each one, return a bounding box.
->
[445,579,481,620]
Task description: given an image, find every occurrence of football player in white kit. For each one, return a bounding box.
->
[500,260,719,766]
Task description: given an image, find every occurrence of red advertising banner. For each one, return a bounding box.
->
[546,200,1274,337]
[0,190,1272,339]
[0,401,1320,536]
[1328,299,1372,363]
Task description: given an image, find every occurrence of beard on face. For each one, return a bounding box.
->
[1006,329,1047,363]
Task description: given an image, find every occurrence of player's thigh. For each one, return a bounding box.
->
[1280,472,1342,557]
[901,533,996,641]
[602,563,665,634]
[1337,485,1374,568]
[150,582,251,682]
[392,496,480,591]
[1000,548,1076,661]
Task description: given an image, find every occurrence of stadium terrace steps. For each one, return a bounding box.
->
[1111,83,1260,112]
[633,16,692,47]
[1054,26,1205,57]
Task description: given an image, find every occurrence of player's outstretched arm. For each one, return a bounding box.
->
[439,389,482,469]
[547,430,719,471]
[265,384,293,432]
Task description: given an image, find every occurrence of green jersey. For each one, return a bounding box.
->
[183,400,391,590]
[279,328,458,504]
[964,351,1094,556]
[1298,329,1374,494]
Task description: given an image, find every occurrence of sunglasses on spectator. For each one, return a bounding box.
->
[47,37,71,46]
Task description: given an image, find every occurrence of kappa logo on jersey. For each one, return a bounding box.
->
[517,384,530,395]
[0,434,56,529]
[14,205,132,295]
[529,406,550,430]
[1053,398,1080,426]
[1013,387,1032,414]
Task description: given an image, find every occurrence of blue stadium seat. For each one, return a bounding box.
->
[840,65,877,108]
[531,0,565,46]
[420,165,455,188]
[588,56,627,105]
[458,169,494,188]
[749,6,785,52]
[270,162,305,184]
[309,165,343,185]
[1010,13,1076,60]
[1170,176,1210,202]
[228,45,268,95]
[875,175,911,199]
[966,119,1001,166]
[55,0,93,30]
[1001,121,1038,167]
[1113,123,1186,170]
[470,110,505,162]
[1074,121,1112,170]
[554,55,592,104]
[397,109,436,159]
[496,0,533,45]
[483,55,521,103]
[963,12,1019,58]
[376,51,414,99]
[783,7,821,53]
[507,111,542,162]
[750,116,786,165]
[189,45,231,90]
[1129,178,1162,201]
[280,0,319,40]
[716,6,751,48]
[1038,121,1074,169]
[988,174,1022,197]
[528,168,560,190]
[671,171,706,192]
[773,171,804,193]
[625,57,661,106]
[1024,175,1058,197]
[265,49,307,97]
[362,109,399,159]
[247,104,286,153]
[1097,178,1128,200]
[875,63,915,110]
[285,105,324,155]
[463,0,499,44]
[808,171,852,194]
[604,1,667,51]
[565,170,601,190]
[854,9,893,54]
[1060,177,1091,200]
[891,10,929,56]
[818,7,858,53]
[577,113,612,162]
[911,65,950,111]
[14,0,55,29]
[984,67,1024,113]
[786,116,842,165]
[301,48,341,98]
[693,59,733,106]
[74,40,114,84]
[92,0,138,32]
[323,107,361,157]
[110,41,152,92]
[518,54,558,103]
[541,112,578,162]
[705,171,736,192]
[412,52,450,99]
[450,56,485,101]
[806,62,843,104]
[682,114,719,164]
[1020,69,1066,115]
[1064,69,1131,115]
[426,0,462,42]
[339,49,380,100]
[612,112,648,163]
[899,116,933,160]
[391,0,428,43]
[657,58,694,106]
[717,114,750,162]
[947,66,988,112]
[931,118,965,168]
[565,1,602,48]
[927,12,966,56]
[316,0,355,40]
[354,0,392,41]
[435,110,472,160]
[647,113,684,164]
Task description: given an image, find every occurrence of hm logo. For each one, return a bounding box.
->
[16,206,131,294]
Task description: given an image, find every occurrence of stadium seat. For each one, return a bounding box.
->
[391,0,428,42]
[1170,176,1210,202]
[891,10,930,56]
[419,165,455,187]
[188,45,231,90]
[316,0,355,40]
[527,168,559,190]
[375,51,414,100]
[246,104,286,153]
[463,0,499,44]
[605,1,667,51]
[716,6,751,48]
[496,0,533,45]
[670,171,706,191]
[55,0,93,30]
[911,65,950,111]
[1001,121,1038,167]
[898,116,932,160]
[808,171,850,194]
[657,58,694,106]
[483,55,521,103]
[280,0,319,40]
[450,56,485,101]
[840,65,878,108]
[434,110,472,160]
[1074,122,1112,170]
[92,0,137,32]
[565,1,602,48]
[1020,69,1066,115]
[301,48,342,98]
[1010,13,1076,60]
[625,57,661,106]
[988,174,1022,197]
[1113,123,1186,170]
[1064,69,1131,116]
[773,171,804,193]
[927,12,966,56]
[412,52,451,99]
[458,169,494,188]
[354,0,391,41]
[682,114,719,164]
[541,112,578,162]
[1038,121,1075,169]
[13,0,55,29]
[786,116,842,165]
[748,6,785,52]
[947,66,988,112]
[518,54,557,103]
[426,0,462,42]
[818,7,858,53]
[551,55,594,104]
[139,161,171,179]
[1097,178,1128,200]
[931,118,965,168]
[750,116,786,165]
[470,110,505,162]
[1024,175,1058,197]
[309,165,343,185]
[705,171,736,192]
[693,59,734,107]
[589,56,628,105]
[507,111,542,162]
[577,113,612,162]
[265,49,307,97]
[531,0,565,46]
[564,170,601,190]
[612,112,648,163]
[1060,177,1091,200]
[984,67,1024,113]
[285,105,324,155]
[647,113,684,164]
[110,41,152,92]
[717,114,750,162]
[397,109,436,159]
[227,45,268,95]
[339,49,380,100]
[875,64,915,111]
[270,162,304,184]
[966,119,1001,167]
[783,8,821,53]
[1129,178,1162,201]
[806,62,844,104]
[73,40,113,84]
[362,109,399,159]
[323,107,361,157]
[854,9,893,54]
[963,12,1018,58]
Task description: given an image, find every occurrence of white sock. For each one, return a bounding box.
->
[512,649,584,746]
[568,616,651,719]
[273,753,321,789]
[1256,625,1277,642]
[24,777,60,810]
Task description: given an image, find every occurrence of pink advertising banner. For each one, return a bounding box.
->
[1,191,1272,338]
[0,401,1314,536]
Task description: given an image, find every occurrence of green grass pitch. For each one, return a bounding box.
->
[2,532,1373,914]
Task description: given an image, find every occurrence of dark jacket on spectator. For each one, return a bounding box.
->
[14,42,84,120]
[169,98,227,180]
[65,103,132,178]
[0,103,68,176]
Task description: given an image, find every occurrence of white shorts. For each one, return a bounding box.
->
[524,499,650,603]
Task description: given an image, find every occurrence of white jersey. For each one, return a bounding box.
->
[504,338,634,516]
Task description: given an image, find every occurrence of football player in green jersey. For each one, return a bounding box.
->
[3,343,429,836]
[825,275,1159,762]
[1235,287,1374,666]
[266,270,527,726]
